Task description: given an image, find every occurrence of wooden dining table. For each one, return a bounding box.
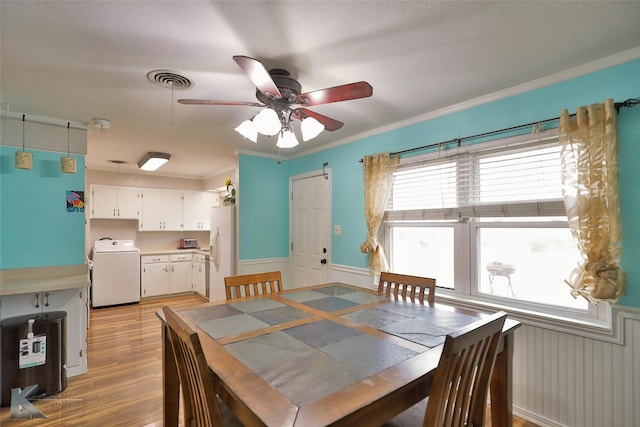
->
[157,282,520,426]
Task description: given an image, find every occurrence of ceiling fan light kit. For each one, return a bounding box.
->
[253,108,281,136]
[234,119,258,143]
[138,152,171,171]
[301,116,325,141]
[179,55,372,148]
[277,130,300,148]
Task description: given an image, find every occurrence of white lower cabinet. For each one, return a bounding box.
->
[192,254,207,297]
[141,255,170,297]
[169,254,192,294]
[141,253,193,297]
[0,288,88,376]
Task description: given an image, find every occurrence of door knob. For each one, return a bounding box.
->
[320,259,327,265]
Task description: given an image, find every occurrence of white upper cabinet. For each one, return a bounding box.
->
[183,191,217,231]
[139,189,184,231]
[90,184,213,231]
[90,185,140,219]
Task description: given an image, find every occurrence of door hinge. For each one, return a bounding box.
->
[80,349,83,357]
[291,191,294,200]
[291,241,293,251]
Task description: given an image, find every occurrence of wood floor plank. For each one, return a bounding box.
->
[0,293,539,426]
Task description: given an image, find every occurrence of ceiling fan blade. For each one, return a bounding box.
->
[178,99,263,107]
[233,55,282,99]
[294,108,344,131]
[296,81,372,106]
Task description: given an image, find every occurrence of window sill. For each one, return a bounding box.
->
[434,291,627,344]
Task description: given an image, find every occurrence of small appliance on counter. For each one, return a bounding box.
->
[179,238,198,249]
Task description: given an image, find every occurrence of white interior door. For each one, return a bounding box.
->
[291,173,330,288]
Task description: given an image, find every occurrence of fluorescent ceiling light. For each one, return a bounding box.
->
[138,152,171,171]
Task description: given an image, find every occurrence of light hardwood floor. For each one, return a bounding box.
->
[1,294,539,426]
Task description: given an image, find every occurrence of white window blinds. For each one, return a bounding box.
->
[386,131,566,221]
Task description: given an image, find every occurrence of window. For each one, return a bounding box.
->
[384,130,605,323]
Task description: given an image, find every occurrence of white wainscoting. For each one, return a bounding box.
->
[237,257,290,285]
[513,311,640,427]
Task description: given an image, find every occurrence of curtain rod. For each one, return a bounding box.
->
[360,97,639,162]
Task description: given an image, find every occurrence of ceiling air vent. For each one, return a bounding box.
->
[146,70,194,90]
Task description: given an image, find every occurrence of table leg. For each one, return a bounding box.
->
[162,322,180,426]
[490,331,514,427]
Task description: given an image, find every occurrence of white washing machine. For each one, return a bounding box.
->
[91,239,141,307]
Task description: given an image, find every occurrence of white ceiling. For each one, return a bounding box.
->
[2,1,639,179]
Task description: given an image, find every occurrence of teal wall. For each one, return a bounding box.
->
[238,155,289,259]
[238,58,640,308]
[0,147,86,269]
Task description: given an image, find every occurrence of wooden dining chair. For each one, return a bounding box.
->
[162,306,242,427]
[224,271,283,300]
[378,272,436,305]
[382,311,508,427]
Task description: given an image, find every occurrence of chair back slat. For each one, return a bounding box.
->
[378,272,436,305]
[224,271,283,300]
[162,306,224,427]
[423,311,507,427]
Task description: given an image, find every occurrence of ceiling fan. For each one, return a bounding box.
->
[178,56,373,147]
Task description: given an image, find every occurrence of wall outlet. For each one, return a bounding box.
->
[334,225,342,235]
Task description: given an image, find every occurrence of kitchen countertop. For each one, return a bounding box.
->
[0,265,90,296]
[140,248,210,257]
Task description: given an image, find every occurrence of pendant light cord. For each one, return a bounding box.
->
[22,113,26,151]
[67,122,71,156]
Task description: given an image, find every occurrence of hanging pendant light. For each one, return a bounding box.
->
[61,122,77,174]
[15,114,33,170]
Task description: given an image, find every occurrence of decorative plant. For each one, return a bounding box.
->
[224,178,236,204]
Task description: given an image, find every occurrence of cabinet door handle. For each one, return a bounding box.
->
[113,208,116,216]
[117,208,120,217]
[44,292,50,307]
[34,293,40,308]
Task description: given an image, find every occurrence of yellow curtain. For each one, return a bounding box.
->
[559,98,626,303]
[361,152,399,276]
